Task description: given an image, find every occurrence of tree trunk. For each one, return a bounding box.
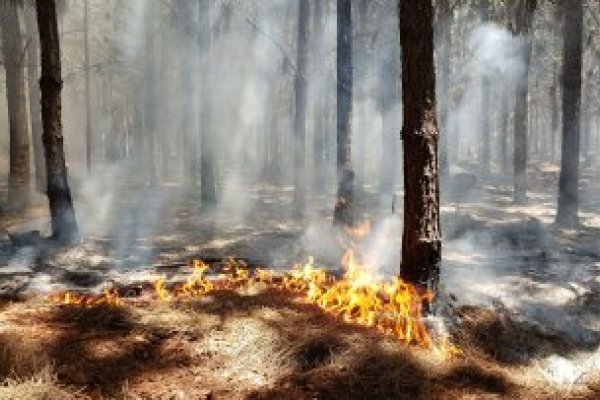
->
[556,0,582,228]
[24,4,46,192]
[84,0,92,172]
[293,0,309,214]
[550,65,558,163]
[199,0,217,206]
[399,0,441,291]
[312,0,326,192]
[334,0,354,226]
[480,0,491,175]
[36,0,80,244]
[1,0,31,208]
[513,0,536,204]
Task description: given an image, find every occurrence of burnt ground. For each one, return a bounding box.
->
[0,161,598,399]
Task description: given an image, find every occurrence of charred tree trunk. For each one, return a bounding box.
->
[334,0,354,226]
[199,0,217,206]
[1,0,31,207]
[35,0,80,244]
[399,0,441,291]
[556,0,582,228]
[513,0,536,204]
[24,4,46,192]
[293,0,309,214]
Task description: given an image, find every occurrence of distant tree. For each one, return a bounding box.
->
[399,0,441,290]
[1,0,31,207]
[84,0,92,172]
[293,0,309,214]
[556,0,582,227]
[24,2,46,192]
[35,0,80,244]
[334,0,354,226]
[513,0,537,204]
[199,0,217,206]
[480,0,491,175]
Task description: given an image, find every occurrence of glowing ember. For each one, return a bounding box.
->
[47,224,458,355]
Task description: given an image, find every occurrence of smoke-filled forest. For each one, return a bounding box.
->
[0,0,599,398]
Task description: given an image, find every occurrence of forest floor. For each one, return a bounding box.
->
[0,161,599,399]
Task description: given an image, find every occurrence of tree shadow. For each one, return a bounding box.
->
[41,304,192,397]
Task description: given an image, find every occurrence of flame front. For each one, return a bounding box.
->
[48,225,457,355]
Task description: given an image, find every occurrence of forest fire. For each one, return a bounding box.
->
[48,222,457,356]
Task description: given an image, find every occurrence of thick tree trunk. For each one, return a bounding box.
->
[399,0,441,291]
[293,0,309,214]
[199,0,217,206]
[1,0,31,207]
[24,4,46,192]
[36,0,80,244]
[334,0,354,226]
[513,0,536,204]
[556,0,582,228]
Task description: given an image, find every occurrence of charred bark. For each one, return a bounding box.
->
[399,0,441,291]
[556,0,582,228]
[334,0,354,226]
[1,0,31,207]
[24,4,46,192]
[36,0,80,244]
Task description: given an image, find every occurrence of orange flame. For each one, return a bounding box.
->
[47,223,458,356]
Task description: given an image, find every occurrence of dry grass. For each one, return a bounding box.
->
[0,289,597,399]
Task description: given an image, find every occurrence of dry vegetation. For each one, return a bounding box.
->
[0,286,597,400]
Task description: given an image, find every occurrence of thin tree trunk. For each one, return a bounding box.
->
[24,4,46,192]
[36,0,80,244]
[312,0,326,192]
[199,0,217,206]
[334,0,354,226]
[293,0,309,214]
[84,0,92,172]
[1,0,31,207]
[143,2,157,184]
[480,0,491,175]
[181,51,196,186]
[556,0,582,228]
[499,84,510,174]
[513,0,536,204]
[399,0,441,290]
[550,66,558,163]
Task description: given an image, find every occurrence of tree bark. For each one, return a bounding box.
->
[199,0,217,206]
[556,0,582,228]
[293,0,309,214]
[513,0,536,204]
[399,0,441,291]
[36,0,80,244]
[1,0,31,207]
[24,3,46,192]
[334,0,354,226]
